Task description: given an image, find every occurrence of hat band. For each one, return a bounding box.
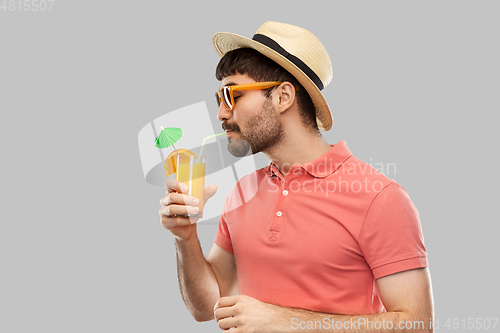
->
[252,34,324,91]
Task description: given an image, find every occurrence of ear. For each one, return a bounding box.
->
[275,82,296,114]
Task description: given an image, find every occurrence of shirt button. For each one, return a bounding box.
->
[282,190,288,195]
[276,211,282,217]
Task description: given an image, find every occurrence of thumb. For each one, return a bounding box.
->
[204,184,217,203]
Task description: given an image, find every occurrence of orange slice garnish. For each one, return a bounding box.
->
[164,148,195,177]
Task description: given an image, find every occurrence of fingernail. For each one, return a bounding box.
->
[181,184,188,192]
[193,198,199,206]
[193,207,199,214]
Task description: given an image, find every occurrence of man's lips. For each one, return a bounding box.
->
[225,130,240,138]
[223,123,239,137]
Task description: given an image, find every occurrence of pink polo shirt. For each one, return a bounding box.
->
[215,141,427,315]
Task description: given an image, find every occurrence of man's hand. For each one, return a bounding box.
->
[214,295,282,332]
[159,179,217,240]
[212,268,433,333]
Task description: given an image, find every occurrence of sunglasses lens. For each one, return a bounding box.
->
[222,87,232,110]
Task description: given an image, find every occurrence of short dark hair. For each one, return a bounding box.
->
[215,48,318,131]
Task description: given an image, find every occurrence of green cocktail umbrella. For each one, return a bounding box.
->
[155,126,182,151]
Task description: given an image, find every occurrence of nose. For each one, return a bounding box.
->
[217,103,232,122]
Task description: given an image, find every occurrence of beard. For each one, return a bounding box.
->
[225,98,285,157]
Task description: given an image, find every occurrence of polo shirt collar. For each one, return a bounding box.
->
[265,140,353,179]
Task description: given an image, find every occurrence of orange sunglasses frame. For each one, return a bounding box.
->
[215,81,298,111]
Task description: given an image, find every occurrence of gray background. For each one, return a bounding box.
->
[1,0,499,332]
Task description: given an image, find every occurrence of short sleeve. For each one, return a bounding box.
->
[214,209,234,254]
[358,182,428,279]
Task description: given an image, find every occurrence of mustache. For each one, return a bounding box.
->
[222,122,240,132]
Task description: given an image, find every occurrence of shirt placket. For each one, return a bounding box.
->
[268,166,293,243]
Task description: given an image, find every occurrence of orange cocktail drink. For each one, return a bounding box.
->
[176,155,206,218]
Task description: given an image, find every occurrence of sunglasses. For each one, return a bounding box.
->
[216,81,296,111]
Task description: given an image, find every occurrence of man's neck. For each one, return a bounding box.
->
[263,129,331,177]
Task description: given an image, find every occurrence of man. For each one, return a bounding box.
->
[159,21,433,332]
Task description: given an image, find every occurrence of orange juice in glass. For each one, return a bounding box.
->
[176,155,206,218]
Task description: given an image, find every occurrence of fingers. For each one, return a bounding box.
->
[159,181,217,231]
[160,192,199,208]
[159,203,199,216]
[159,181,201,229]
[159,214,192,229]
[159,192,200,219]
[217,316,239,330]
[214,296,238,311]
[159,205,200,230]
[214,299,239,330]
[204,184,218,202]
[165,178,189,194]
[159,193,200,216]
[165,180,217,204]
[214,306,237,322]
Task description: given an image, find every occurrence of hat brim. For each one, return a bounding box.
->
[213,32,333,131]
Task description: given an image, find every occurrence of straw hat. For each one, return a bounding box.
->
[212,21,333,131]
